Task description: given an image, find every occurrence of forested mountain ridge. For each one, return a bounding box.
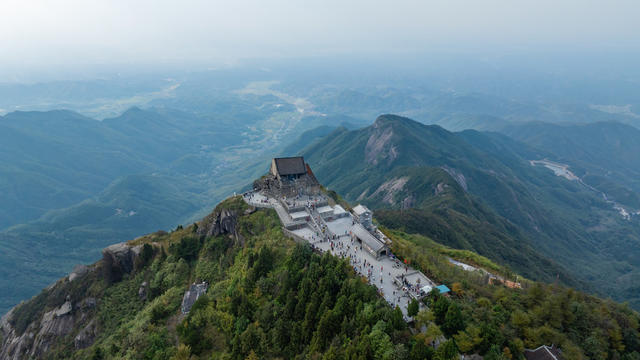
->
[0,103,362,315]
[0,107,232,230]
[301,114,640,308]
[0,108,228,314]
[501,121,640,208]
[2,194,639,360]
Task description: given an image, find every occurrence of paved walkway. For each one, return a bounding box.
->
[243,191,434,319]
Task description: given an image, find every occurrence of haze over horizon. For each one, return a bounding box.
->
[2,0,640,81]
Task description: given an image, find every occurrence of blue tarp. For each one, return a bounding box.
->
[436,284,450,294]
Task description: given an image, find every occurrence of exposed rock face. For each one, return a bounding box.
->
[0,298,84,359]
[371,177,409,205]
[1,242,145,358]
[79,297,97,310]
[441,166,468,191]
[68,264,89,282]
[181,282,208,314]
[0,308,33,360]
[434,182,449,195]
[139,281,148,301]
[197,208,238,238]
[102,242,142,283]
[365,121,398,166]
[74,319,97,349]
[30,303,74,357]
[401,195,415,209]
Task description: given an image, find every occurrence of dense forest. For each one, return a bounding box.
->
[4,196,639,359]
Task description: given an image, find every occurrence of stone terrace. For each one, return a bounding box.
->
[243,188,442,320]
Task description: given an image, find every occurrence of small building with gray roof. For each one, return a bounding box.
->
[350,223,388,259]
[353,204,373,230]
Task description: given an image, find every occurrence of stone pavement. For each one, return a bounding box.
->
[243,190,435,319]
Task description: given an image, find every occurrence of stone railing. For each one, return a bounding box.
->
[282,228,309,245]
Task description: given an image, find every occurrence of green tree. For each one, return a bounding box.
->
[442,303,465,336]
[434,339,458,360]
[407,299,420,317]
[454,331,474,353]
[424,323,443,345]
[484,344,505,360]
[90,347,103,360]
[433,296,450,325]
[171,344,191,360]
[369,321,394,360]
[391,306,406,331]
[510,310,530,333]
[415,309,435,329]
[410,338,434,360]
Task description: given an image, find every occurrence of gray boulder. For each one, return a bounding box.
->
[197,208,238,238]
[181,282,208,314]
[101,242,142,283]
[139,281,148,301]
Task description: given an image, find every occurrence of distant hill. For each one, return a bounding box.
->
[0,107,250,313]
[501,121,640,208]
[301,114,640,308]
[0,104,366,314]
[0,108,242,230]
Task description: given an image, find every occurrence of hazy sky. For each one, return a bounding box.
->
[1,0,639,69]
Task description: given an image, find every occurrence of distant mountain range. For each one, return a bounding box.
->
[502,121,640,208]
[0,103,364,314]
[301,115,640,308]
[3,105,640,314]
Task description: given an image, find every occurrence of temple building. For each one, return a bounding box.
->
[255,156,320,197]
[270,156,307,181]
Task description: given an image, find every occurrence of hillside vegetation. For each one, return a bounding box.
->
[0,103,363,314]
[301,114,640,308]
[502,121,640,208]
[2,196,639,360]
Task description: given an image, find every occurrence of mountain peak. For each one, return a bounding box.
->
[123,106,144,115]
[1,109,91,122]
[373,114,417,128]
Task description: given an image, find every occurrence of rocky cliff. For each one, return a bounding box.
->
[0,199,243,359]
[0,242,142,359]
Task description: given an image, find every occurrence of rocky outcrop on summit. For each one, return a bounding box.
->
[196,208,238,238]
[102,242,142,284]
[68,264,89,282]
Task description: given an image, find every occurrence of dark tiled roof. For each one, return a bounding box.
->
[351,223,386,253]
[525,345,562,360]
[274,157,306,176]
